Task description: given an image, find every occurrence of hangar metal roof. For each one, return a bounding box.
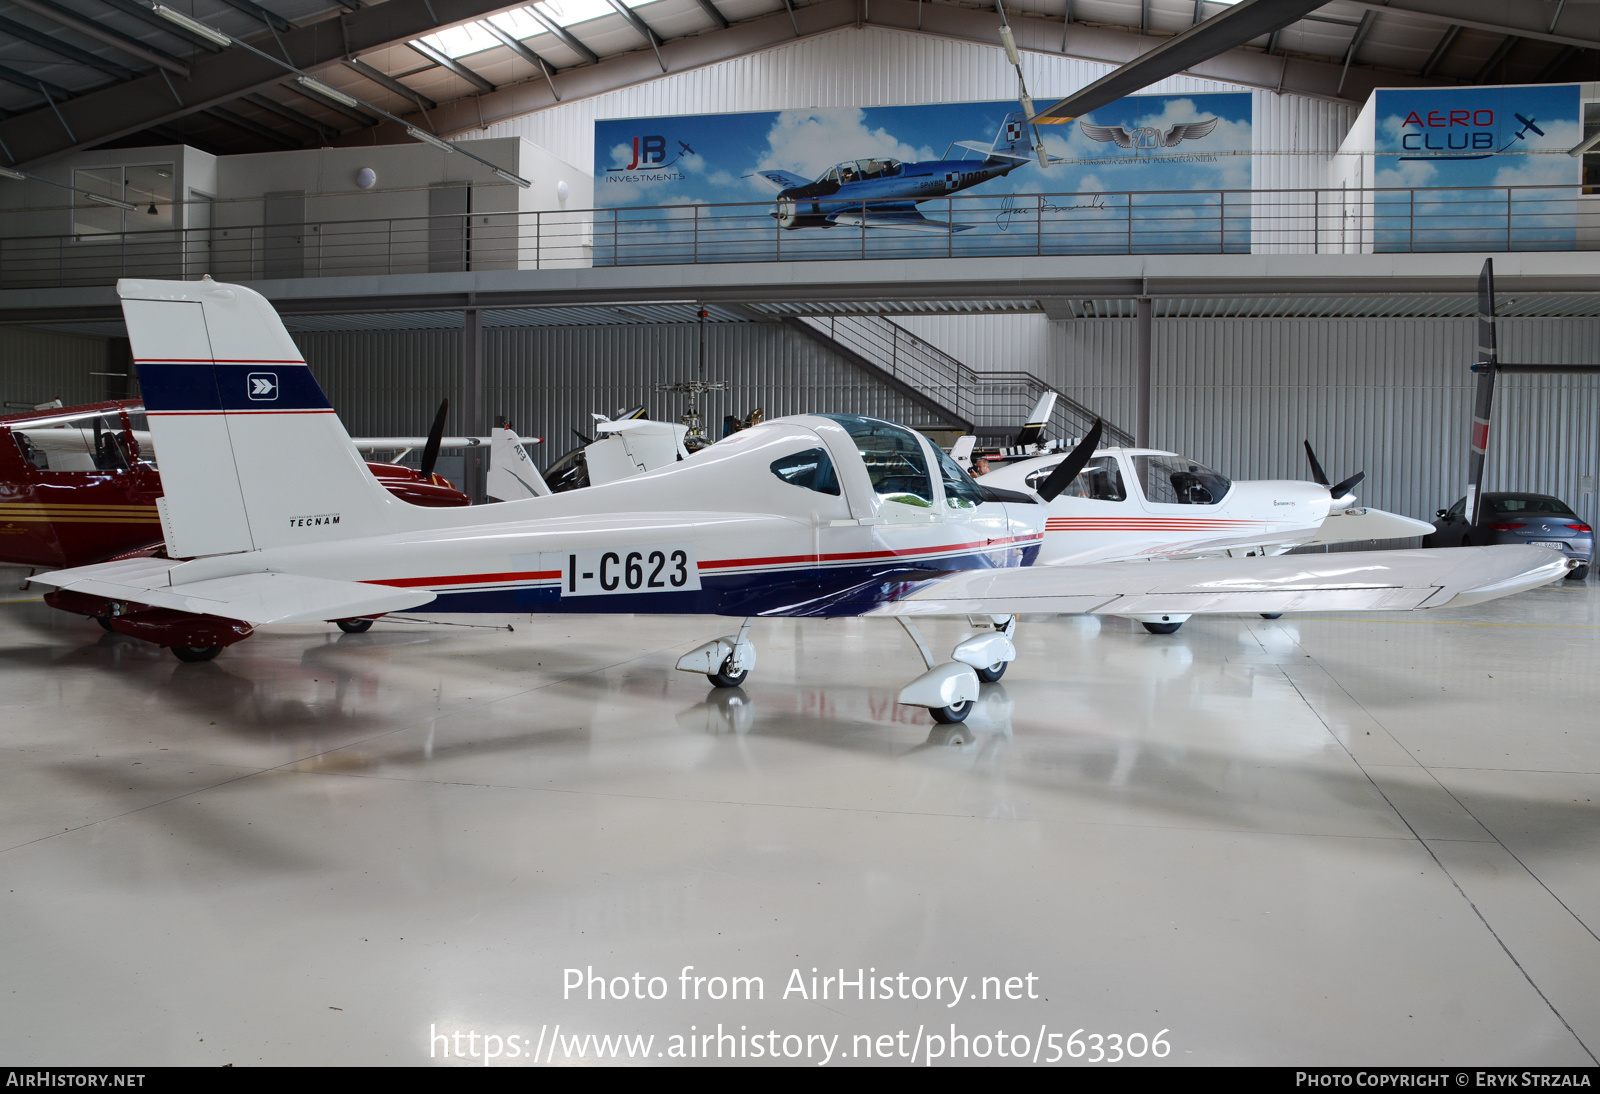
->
[0,0,1591,165]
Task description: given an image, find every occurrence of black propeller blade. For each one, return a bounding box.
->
[419,398,449,479]
[1302,440,1329,487]
[1328,471,1365,500]
[572,429,594,447]
[1035,419,1103,502]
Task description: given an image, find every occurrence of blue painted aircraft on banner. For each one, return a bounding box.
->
[751,111,1062,233]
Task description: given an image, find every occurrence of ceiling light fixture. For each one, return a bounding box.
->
[0,166,25,181]
[406,126,456,153]
[297,76,362,110]
[494,167,532,189]
[87,193,138,212]
[150,4,234,47]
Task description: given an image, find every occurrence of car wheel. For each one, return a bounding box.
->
[1567,565,1589,582]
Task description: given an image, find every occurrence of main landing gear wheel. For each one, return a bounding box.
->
[336,618,374,634]
[1141,621,1183,635]
[930,698,972,724]
[95,616,113,632]
[708,656,748,689]
[171,646,221,663]
[976,660,1007,683]
[1260,613,1283,619]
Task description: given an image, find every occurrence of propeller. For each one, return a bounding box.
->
[419,398,449,479]
[1035,419,1104,502]
[1303,440,1364,501]
[1464,257,1498,527]
[994,2,1050,170]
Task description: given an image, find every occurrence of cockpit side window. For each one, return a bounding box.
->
[1133,455,1231,505]
[1025,456,1125,501]
[818,415,933,508]
[770,448,840,496]
[821,167,840,183]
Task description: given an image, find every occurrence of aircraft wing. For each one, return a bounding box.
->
[750,169,812,192]
[829,209,973,233]
[1304,506,1436,546]
[866,545,1567,617]
[32,557,436,625]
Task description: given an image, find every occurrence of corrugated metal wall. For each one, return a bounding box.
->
[906,313,1599,528]
[0,326,115,409]
[289,320,936,471]
[476,25,1349,212]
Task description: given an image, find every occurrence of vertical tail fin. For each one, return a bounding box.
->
[119,278,403,556]
[992,111,1037,161]
[949,435,977,470]
[1015,391,1057,448]
[487,426,550,500]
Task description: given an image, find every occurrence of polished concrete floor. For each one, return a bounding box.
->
[0,564,1596,1067]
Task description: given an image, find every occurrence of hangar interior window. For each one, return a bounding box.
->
[819,415,933,508]
[1025,456,1126,501]
[770,448,840,496]
[72,165,175,239]
[1134,455,1230,506]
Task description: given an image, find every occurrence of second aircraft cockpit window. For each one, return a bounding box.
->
[770,448,840,495]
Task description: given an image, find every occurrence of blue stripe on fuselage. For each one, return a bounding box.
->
[411,544,1040,618]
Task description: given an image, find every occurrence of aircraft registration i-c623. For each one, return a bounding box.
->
[34,280,1572,724]
[752,112,1062,234]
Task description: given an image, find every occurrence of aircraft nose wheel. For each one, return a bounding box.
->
[930,698,972,724]
[976,661,1007,683]
[708,655,748,689]
[335,618,374,634]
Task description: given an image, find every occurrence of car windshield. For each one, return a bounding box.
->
[1132,455,1231,505]
[1488,496,1576,516]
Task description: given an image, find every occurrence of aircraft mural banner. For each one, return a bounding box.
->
[591,93,1253,265]
[1372,83,1580,252]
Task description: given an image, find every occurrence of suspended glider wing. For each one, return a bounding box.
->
[829,209,973,233]
[867,545,1568,618]
[33,556,435,625]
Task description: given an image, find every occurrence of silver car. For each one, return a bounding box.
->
[1428,492,1591,580]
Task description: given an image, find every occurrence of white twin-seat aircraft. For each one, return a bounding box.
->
[977,427,1437,633]
[33,279,1569,724]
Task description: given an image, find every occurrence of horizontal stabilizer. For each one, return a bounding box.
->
[830,210,973,233]
[866,545,1567,618]
[34,557,434,625]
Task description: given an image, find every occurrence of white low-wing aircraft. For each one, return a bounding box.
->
[32,280,1570,724]
[977,423,1436,632]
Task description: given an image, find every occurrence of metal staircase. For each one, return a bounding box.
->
[785,314,1131,448]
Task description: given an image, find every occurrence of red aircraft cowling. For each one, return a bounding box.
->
[1,406,471,571]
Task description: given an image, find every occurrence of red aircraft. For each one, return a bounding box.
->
[1,399,470,573]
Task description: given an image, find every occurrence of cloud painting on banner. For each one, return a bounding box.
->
[1372,84,1580,252]
[591,93,1252,265]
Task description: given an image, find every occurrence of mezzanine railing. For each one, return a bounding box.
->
[0,184,1589,288]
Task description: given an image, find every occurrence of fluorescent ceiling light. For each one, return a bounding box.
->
[297,76,362,110]
[87,192,137,212]
[150,5,234,47]
[0,166,24,181]
[494,167,532,188]
[1570,130,1600,158]
[407,126,456,153]
[997,24,1021,67]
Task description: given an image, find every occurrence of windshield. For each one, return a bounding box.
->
[931,443,986,509]
[1025,455,1125,500]
[1487,495,1576,516]
[819,415,933,508]
[1133,455,1231,506]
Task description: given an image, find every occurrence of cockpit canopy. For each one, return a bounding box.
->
[819,158,904,184]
